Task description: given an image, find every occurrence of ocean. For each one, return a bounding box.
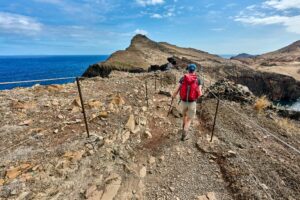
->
[219,54,235,59]
[0,55,108,90]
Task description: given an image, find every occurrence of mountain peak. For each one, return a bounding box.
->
[131,34,151,44]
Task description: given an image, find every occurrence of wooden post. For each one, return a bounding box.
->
[76,77,90,138]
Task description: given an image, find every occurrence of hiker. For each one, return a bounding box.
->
[172,64,202,141]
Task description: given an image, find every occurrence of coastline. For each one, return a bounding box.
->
[0,55,109,90]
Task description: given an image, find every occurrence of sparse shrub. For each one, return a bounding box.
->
[276,118,296,135]
[254,96,271,113]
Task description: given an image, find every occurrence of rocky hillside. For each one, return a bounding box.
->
[231,41,300,80]
[259,40,300,62]
[83,35,300,102]
[82,34,238,77]
[0,70,299,199]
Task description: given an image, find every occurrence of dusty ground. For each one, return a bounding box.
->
[0,70,299,200]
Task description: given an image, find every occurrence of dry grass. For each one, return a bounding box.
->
[275,118,297,135]
[254,96,271,113]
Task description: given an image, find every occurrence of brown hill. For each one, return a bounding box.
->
[231,40,300,80]
[258,40,300,62]
[255,41,300,81]
[83,34,236,77]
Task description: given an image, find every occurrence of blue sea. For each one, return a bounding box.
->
[219,54,235,59]
[0,55,108,90]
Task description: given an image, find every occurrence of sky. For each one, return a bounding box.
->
[0,0,300,55]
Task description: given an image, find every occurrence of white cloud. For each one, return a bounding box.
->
[235,15,300,34]
[235,0,300,34]
[0,12,43,34]
[134,29,148,35]
[136,0,164,6]
[264,0,300,10]
[150,5,176,19]
[235,15,288,25]
[151,13,163,18]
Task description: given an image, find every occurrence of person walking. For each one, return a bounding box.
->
[172,64,202,141]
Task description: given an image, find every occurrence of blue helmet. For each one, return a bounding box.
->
[187,64,197,72]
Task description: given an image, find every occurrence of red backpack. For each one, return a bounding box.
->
[180,74,201,102]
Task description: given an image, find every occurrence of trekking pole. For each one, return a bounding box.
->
[167,97,174,117]
[178,99,181,105]
[201,65,205,90]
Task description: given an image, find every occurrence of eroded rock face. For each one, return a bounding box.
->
[83,63,145,78]
[228,71,300,101]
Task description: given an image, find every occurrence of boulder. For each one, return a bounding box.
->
[101,173,122,200]
[125,114,135,132]
[139,166,147,178]
[206,79,255,103]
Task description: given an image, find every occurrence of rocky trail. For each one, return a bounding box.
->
[0,70,299,200]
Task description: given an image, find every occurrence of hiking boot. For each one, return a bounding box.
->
[181,130,189,141]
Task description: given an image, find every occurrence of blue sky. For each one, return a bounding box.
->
[0,0,299,55]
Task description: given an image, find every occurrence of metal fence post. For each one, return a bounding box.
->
[154,75,157,91]
[76,77,90,138]
[145,80,149,107]
[210,98,220,142]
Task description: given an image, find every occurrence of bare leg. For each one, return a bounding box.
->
[182,115,186,129]
[184,117,192,131]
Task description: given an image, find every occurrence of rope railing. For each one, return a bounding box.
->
[205,83,300,155]
[204,82,275,200]
[0,76,78,85]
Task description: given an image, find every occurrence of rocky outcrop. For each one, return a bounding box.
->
[82,63,145,78]
[205,79,255,104]
[83,34,229,77]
